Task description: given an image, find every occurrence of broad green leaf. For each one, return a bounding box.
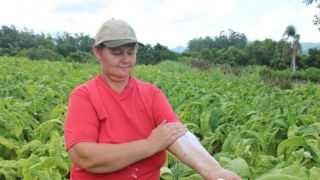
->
[305,139,320,163]
[209,107,222,132]
[200,110,211,134]
[257,166,308,180]
[50,104,66,119]
[243,130,267,152]
[277,136,307,158]
[22,155,40,180]
[299,124,320,135]
[0,136,19,150]
[0,159,25,169]
[17,140,46,159]
[219,157,250,178]
[160,166,172,180]
[273,119,288,129]
[0,168,16,180]
[222,130,241,152]
[287,124,298,138]
[35,119,63,142]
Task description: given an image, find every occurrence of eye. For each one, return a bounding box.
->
[128,51,135,56]
[111,50,122,55]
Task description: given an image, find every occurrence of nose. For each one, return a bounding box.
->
[121,53,132,63]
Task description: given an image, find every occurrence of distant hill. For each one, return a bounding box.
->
[301,42,320,53]
[171,46,186,53]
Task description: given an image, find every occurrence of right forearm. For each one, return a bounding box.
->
[168,131,222,179]
[70,139,155,173]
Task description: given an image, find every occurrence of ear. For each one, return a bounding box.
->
[92,45,103,63]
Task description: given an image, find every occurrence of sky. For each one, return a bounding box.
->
[0,0,319,49]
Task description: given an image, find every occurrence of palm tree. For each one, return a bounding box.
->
[282,25,301,72]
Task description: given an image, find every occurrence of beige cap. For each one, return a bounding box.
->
[94,18,144,47]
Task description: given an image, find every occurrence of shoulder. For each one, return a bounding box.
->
[69,76,99,98]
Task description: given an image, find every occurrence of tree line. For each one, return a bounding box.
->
[0,25,320,70]
[184,28,320,70]
[0,25,95,63]
[0,25,178,64]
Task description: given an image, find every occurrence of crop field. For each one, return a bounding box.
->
[0,57,319,180]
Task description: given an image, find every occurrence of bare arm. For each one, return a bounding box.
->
[68,120,187,173]
[168,131,241,180]
[68,139,153,173]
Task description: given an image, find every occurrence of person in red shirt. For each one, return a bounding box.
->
[64,18,241,180]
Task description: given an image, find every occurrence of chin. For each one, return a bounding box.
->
[116,74,131,80]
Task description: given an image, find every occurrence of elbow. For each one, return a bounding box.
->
[70,151,110,174]
[68,148,96,172]
[67,144,117,174]
[67,143,100,173]
[76,157,92,171]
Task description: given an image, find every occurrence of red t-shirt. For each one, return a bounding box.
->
[64,74,179,180]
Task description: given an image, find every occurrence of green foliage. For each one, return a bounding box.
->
[66,50,95,63]
[137,43,177,65]
[187,29,247,52]
[0,57,98,179]
[2,24,320,70]
[1,57,320,179]
[0,25,95,62]
[260,67,320,89]
[17,47,63,61]
[219,157,250,179]
[135,61,320,180]
[245,39,277,66]
[305,48,320,68]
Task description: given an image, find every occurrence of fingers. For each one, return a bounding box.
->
[168,128,187,145]
[162,122,187,146]
[147,120,188,153]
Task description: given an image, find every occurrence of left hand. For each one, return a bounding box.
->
[207,168,242,180]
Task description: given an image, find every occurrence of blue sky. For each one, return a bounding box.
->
[0,0,319,48]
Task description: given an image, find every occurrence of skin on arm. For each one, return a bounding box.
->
[67,120,187,174]
[168,131,242,180]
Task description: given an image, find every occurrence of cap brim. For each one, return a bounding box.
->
[102,39,144,48]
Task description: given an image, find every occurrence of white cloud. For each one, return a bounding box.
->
[134,0,238,47]
[234,2,320,43]
[0,0,318,48]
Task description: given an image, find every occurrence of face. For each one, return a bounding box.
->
[94,43,137,82]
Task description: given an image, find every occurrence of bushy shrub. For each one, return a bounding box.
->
[66,50,96,63]
[294,67,320,82]
[260,69,292,89]
[188,59,214,70]
[260,67,320,89]
[17,47,63,61]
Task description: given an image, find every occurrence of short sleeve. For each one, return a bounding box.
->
[152,88,179,125]
[64,87,100,150]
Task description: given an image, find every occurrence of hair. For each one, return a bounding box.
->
[96,44,106,52]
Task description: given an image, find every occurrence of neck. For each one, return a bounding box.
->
[101,74,130,93]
